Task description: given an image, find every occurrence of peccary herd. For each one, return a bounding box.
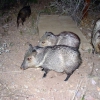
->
[21,31,82,81]
[19,5,100,81]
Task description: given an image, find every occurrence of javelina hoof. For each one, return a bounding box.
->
[41,68,44,71]
[20,66,25,70]
[42,68,49,78]
[42,73,47,78]
[64,73,72,81]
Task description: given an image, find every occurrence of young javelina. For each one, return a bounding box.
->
[38,31,80,49]
[21,44,82,81]
[91,19,100,54]
[17,6,31,27]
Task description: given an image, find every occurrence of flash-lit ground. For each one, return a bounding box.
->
[0,2,100,100]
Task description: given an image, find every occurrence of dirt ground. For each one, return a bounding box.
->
[0,2,100,100]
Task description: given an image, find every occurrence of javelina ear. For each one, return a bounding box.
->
[29,44,33,52]
[45,32,50,36]
[45,32,52,35]
[46,32,54,36]
[32,49,37,56]
[45,32,48,35]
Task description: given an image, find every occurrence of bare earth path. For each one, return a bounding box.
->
[0,12,100,100]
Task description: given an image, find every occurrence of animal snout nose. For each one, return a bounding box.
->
[20,64,25,70]
[20,66,23,69]
[20,66,26,70]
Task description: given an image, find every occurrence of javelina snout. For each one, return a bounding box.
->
[21,44,82,81]
[38,31,80,49]
[21,59,27,70]
[17,6,31,27]
[21,61,26,70]
[21,44,38,70]
[39,32,57,47]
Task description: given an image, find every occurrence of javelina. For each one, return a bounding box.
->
[21,44,82,81]
[17,6,31,27]
[91,19,100,54]
[38,31,80,49]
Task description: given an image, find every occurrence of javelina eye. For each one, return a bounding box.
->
[47,35,50,36]
[42,42,45,44]
[27,57,31,61]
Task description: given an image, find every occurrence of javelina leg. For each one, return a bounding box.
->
[64,73,72,81]
[42,68,49,78]
[41,68,44,71]
[92,48,95,54]
[22,18,25,25]
[17,24,19,28]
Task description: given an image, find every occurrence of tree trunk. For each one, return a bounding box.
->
[82,0,91,19]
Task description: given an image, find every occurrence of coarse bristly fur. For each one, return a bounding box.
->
[21,44,82,81]
[38,31,80,49]
[91,19,100,54]
[17,5,31,27]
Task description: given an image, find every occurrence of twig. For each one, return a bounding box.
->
[0,94,34,98]
[71,79,83,100]
[0,71,22,73]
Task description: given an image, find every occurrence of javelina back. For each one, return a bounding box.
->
[17,6,31,27]
[21,44,82,81]
[91,19,100,54]
[38,31,80,49]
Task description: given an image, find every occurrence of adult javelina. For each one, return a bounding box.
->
[21,44,82,81]
[91,19,100,54]
[38,31,80,49]
[17,6,31,27]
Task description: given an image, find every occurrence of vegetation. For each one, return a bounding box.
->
[0,0,38,10]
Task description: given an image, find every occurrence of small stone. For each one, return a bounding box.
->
[24,85,28,89]
[5,49,10,53]
[41,98,45,100]
[96,68,98,71]
[80,43,92,52]
[97,86,100,91]
[0,64,2,67]
[88,32,91,37]
[76,91,81,97]
[2,43,7,48]
[91,79,96,85]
